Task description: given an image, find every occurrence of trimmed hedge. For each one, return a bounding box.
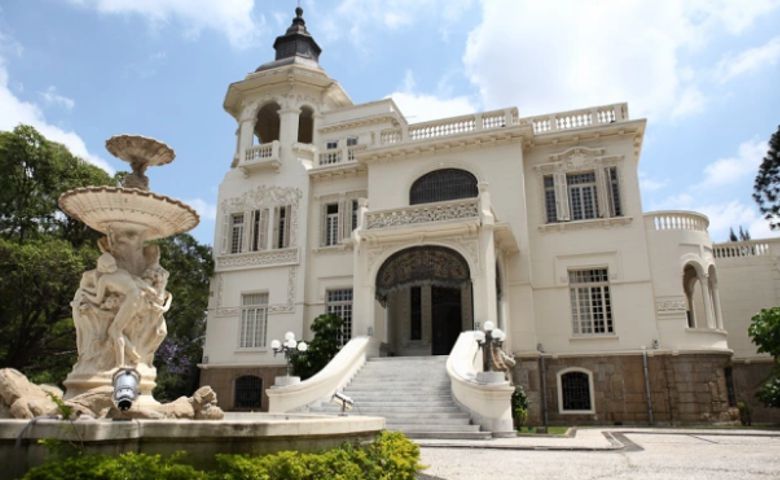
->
[23,431,422,480]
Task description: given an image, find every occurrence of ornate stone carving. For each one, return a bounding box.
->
[655,296,688,315]
[214,267,297,317]
[365,198,479,230]
[375,246,471,304]
[216,248,299,271]
[221,185,302,248]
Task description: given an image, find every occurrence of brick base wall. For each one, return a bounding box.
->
[514,352,738,426]
[731,360,780,424]
[200,365,286,412]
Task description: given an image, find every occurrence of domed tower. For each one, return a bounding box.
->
[202,8,352,411]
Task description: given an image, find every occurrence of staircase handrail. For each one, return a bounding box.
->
[446,331,515,434]
[267,336,375,413]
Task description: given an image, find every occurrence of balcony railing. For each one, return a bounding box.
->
[714,240,774,259]
[316,145,366,167]
[644,211,709,233]
[522,103,628,134]
[241,141,280,172]
[364,198,480,230]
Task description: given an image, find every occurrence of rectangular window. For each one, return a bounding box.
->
[569,268,613,335]
[327,289,353,346]
[724,367,737,407]
[326,140,338,150]
[325,203,339,246]
[567,171,599,220]
[230,213,245,254]
[249,209,268,251]
[346,136,358,146]
[410,286,422,340]
[543,175,557,223]
[239,293,268,349]
[606,166,622,217]
[273,205,291,249]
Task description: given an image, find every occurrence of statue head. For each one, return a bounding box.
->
[96,253,118,273]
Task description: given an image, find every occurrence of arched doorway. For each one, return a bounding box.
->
[375,246,473,355]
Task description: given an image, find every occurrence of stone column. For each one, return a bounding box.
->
[699,273,716,329]
[473,183,498,328]
[278,106,300,159]
[711,280,724,329]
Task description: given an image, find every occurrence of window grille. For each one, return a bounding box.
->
[724,367,737,407]
[239,293,268,348]
[230,213,245,254]
[543,175,557,223]
[561,371,592,411]
[567,171,599,220]
[409,168,478,205]
[326,140,338,150]
[346,136,358,146]
[234,375,262,409]
[606,166,622,217]
[569,268,613,335]
[351,199,359,231]
[327,289,353,346]
[273,205,291,249]
[325,203,339,246]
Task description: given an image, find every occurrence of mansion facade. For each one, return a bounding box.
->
[200,9,779,426]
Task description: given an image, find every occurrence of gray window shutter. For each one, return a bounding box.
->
[595,168,609,218]
[221,213,230,254]
[554,172,570,221]
[283,205,292,248]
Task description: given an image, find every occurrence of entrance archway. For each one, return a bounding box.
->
[375,246,473,355]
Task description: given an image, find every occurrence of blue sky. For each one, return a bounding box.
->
[1,0,779,244]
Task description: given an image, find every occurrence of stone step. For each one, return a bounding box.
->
[341,393,453,400]
[401,431,492,440]
[367,356,448,362]
[315,405,464,414]
[387,423,481,432]
[383,417,471,425]
[347,380,450,387]
[344,386,450,393]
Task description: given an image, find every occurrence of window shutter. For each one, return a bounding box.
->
[320,203,328,246]
[221,214,230,254]
[595,168,609,218]
[241,211,251,253]
[341,198,353,241]
[553,172,570,221]
[259,208,269,250]
[271,206,280,249]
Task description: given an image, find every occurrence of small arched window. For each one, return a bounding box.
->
[298,106,314,144]
[409,168,478,205]
[234,375,263,409]
[255,102,281,144]
[558,369,594,413]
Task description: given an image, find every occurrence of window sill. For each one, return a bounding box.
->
[314,242,354,253]
[569,335,618,341]
[558,409,596,415]
[685,327,727,335]
[539,216,632,232]
[235,348,270,354]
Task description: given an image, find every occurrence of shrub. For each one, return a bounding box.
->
[512,385,529,430]
[290,313,345,379]
[23,431,423,480]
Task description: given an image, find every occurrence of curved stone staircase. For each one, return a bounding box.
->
[309,355,490,439]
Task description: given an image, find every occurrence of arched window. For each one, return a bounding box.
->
[557,369,594,414]
[298,106,314,144]
[234,375,263,409]
[683,263,706,328]
[255,102,281,144]
[409,169,478,205]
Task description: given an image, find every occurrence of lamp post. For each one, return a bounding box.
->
[475,320,507,384]
[271,331,308,377]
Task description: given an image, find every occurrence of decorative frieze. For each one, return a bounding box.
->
[655,296,688,316]
[216,247,299,271]
[365,198,479,230]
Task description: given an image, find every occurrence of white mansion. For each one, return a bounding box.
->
[200,8,780,430]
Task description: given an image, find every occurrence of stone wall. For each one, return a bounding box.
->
[514,352,736,426]
[731,360,780,424]
[200,365,286,412]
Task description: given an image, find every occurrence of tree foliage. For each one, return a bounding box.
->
[753,125,780,229]
[748,307,780,408]
[290,314,344,379]
[0,125,213,398]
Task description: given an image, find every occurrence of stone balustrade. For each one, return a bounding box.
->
[644,211,709,233]
[523,103,628,134]
[364,198,480,230]
[244,141,279,163]
[316,145,366,167]
[379,108,517,145]
[713,239,777,259]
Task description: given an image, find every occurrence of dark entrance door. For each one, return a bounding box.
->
[431,286,462,355]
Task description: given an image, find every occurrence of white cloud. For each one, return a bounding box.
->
[463,0,780,121]
[0,57,113,173]
[715,36,780,83]
[185,198,217,221]
[39,86,75,110]
[696,137,768,189]
[387,70,476,122]
[68,0,263,48]
[639,171,668,192]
